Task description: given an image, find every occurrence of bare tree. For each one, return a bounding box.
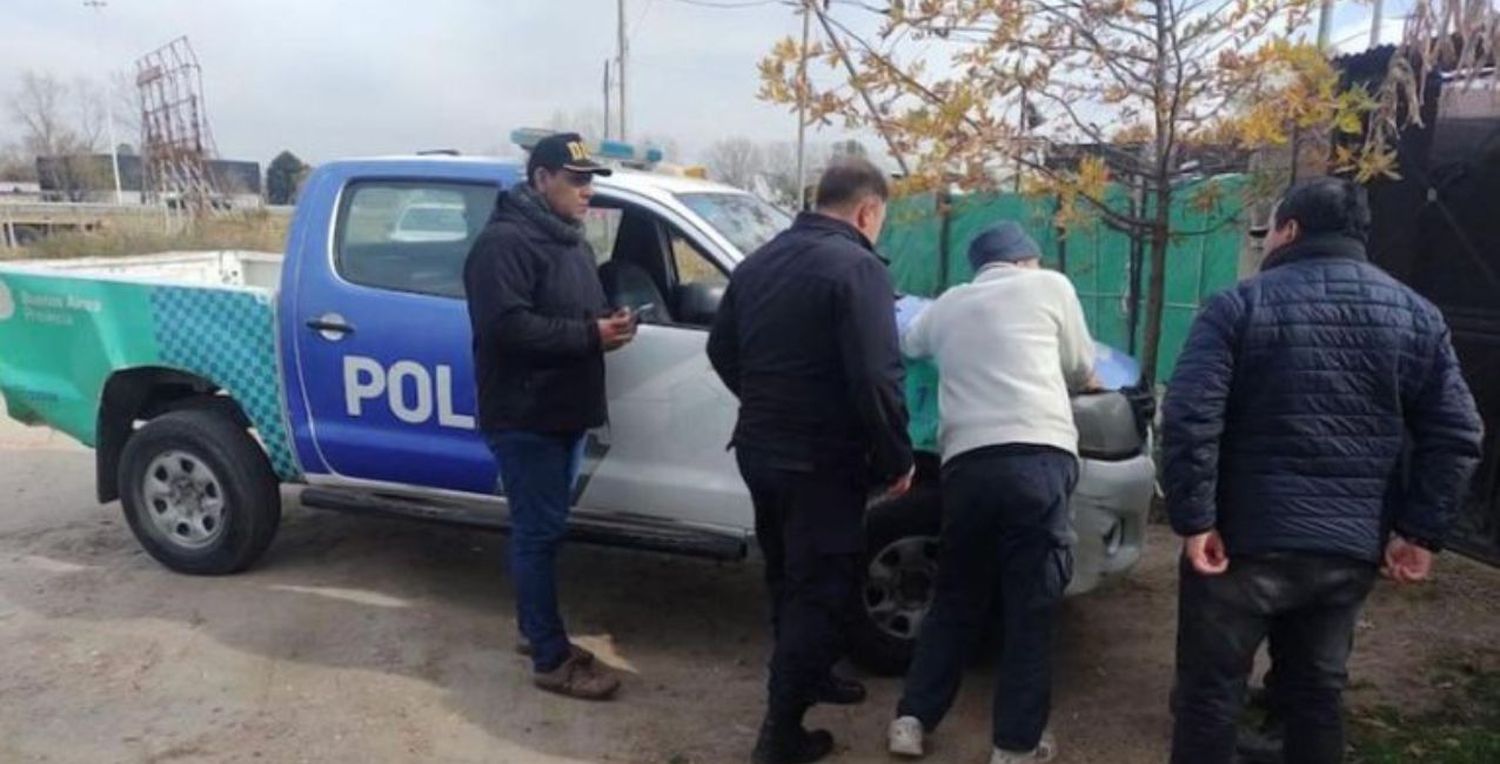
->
[0,143,36,181]
[7,71,107,200]
[704,137,766,190]
[545,107,608,143]
[761,140,803,206]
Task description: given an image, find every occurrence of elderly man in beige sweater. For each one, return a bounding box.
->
[888,222,1097,764]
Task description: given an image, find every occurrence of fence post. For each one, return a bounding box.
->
[936,190,953,290]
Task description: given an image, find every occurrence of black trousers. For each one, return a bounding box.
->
[1171,553,1378,764]
[737,449,868,722]
[897,445,1078,752]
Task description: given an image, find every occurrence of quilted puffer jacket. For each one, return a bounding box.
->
[1163,233,1483,563]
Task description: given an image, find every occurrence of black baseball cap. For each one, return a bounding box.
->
[527,132,612,181]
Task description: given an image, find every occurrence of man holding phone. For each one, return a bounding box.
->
[463,132,635,701]
[709,158,914,764]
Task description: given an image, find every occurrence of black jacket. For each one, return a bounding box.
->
[463,185,609,434]
[1162,234,1484,562]
[708,212,913,484]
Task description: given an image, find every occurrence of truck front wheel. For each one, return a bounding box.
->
[849,480,943,676]
[118,409,281,575]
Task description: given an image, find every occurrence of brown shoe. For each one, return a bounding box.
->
[516,640,595,665]
[533,653,620,701]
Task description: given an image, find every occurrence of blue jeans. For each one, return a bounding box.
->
[485,429,585,673]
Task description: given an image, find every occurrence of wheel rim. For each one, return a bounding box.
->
[864,535,940,641]
[140,450,227,551]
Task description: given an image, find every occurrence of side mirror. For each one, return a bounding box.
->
[676,282,725,326]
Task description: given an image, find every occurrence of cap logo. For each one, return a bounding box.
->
[567,142,590,161]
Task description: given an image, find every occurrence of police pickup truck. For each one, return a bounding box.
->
[0,155,1154,672]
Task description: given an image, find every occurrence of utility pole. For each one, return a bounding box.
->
[603,60,613,142]
[617,0,628,142]
[1369,0,1385,49]
[84,0,124,205]
[1317,0,1335,50]
[795,0,811,210]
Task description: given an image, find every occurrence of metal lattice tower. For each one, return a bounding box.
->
[135,36,224,214]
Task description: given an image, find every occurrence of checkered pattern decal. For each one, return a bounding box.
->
[149,287,300,480]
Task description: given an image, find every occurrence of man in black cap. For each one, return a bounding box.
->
[709,157,914,764]
[888,222,1096,764]
[463,132,637,701]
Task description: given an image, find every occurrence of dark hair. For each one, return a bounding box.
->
[814,157,889,211]
[1273,177,1372,243]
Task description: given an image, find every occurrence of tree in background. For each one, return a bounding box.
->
[761,0,1377,386]
[6,71,108,202]
[546,108,608,144]
[0,144,36,181]
[266,150,310,206]
[704,137,765,190]
[704,138,877,208]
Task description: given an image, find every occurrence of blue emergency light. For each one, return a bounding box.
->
[511,128,664,169]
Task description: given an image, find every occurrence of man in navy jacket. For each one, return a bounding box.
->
[1162,177,1483,763]
[709,158,913,764]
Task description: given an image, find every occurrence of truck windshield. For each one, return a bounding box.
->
[676,192,791,257]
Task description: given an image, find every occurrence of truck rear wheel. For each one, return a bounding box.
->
[850,481,943,676]
[118,408,281,574]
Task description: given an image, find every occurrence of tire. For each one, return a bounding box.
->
[118,408,281,575]
[850,481,943,676]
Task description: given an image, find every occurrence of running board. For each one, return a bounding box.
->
[298,486,748,562]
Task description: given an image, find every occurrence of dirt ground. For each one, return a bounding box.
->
[2,413,1498,764]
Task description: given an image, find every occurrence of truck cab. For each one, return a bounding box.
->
[282,158,789,549]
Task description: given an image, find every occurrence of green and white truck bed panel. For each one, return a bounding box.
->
[0,252,300,480]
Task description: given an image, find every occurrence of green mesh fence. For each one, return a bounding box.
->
[880,178,1249,381]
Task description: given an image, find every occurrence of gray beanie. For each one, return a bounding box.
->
[968,222,1041,271]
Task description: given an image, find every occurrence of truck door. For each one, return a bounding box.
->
[290,176,501,493]
[573,190,751,530]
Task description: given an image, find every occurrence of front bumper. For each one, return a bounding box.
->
[1067,451,1156,596]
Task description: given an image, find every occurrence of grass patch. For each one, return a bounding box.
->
[1349,654,1500,763]
[3,211,289,261]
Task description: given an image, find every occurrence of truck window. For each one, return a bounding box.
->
[669,228,728,289]
[583,207,623,266]
[336,181,499,299]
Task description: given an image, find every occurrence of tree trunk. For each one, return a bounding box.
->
[1139,184,1172,388]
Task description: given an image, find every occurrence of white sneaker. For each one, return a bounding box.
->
[988,731,1057,764]
[888,716,925,758]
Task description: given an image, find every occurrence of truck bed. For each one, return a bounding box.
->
[0,250,299,480]
[0,250,283,292]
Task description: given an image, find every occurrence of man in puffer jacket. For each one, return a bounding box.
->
[1163,176,1483,763]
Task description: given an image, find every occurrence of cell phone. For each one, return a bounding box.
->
[631,303,656,324]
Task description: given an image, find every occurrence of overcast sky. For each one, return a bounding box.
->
[1,0,1408,168]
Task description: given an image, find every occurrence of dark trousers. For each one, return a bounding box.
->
[737,449,868,723]
[1171,553,1378,764]
[486,430,585,674]
[897,445,1078,752]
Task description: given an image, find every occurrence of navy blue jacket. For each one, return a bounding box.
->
[1163,234,1483,563]
[707,212,913,484]
[464,186,609,434]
